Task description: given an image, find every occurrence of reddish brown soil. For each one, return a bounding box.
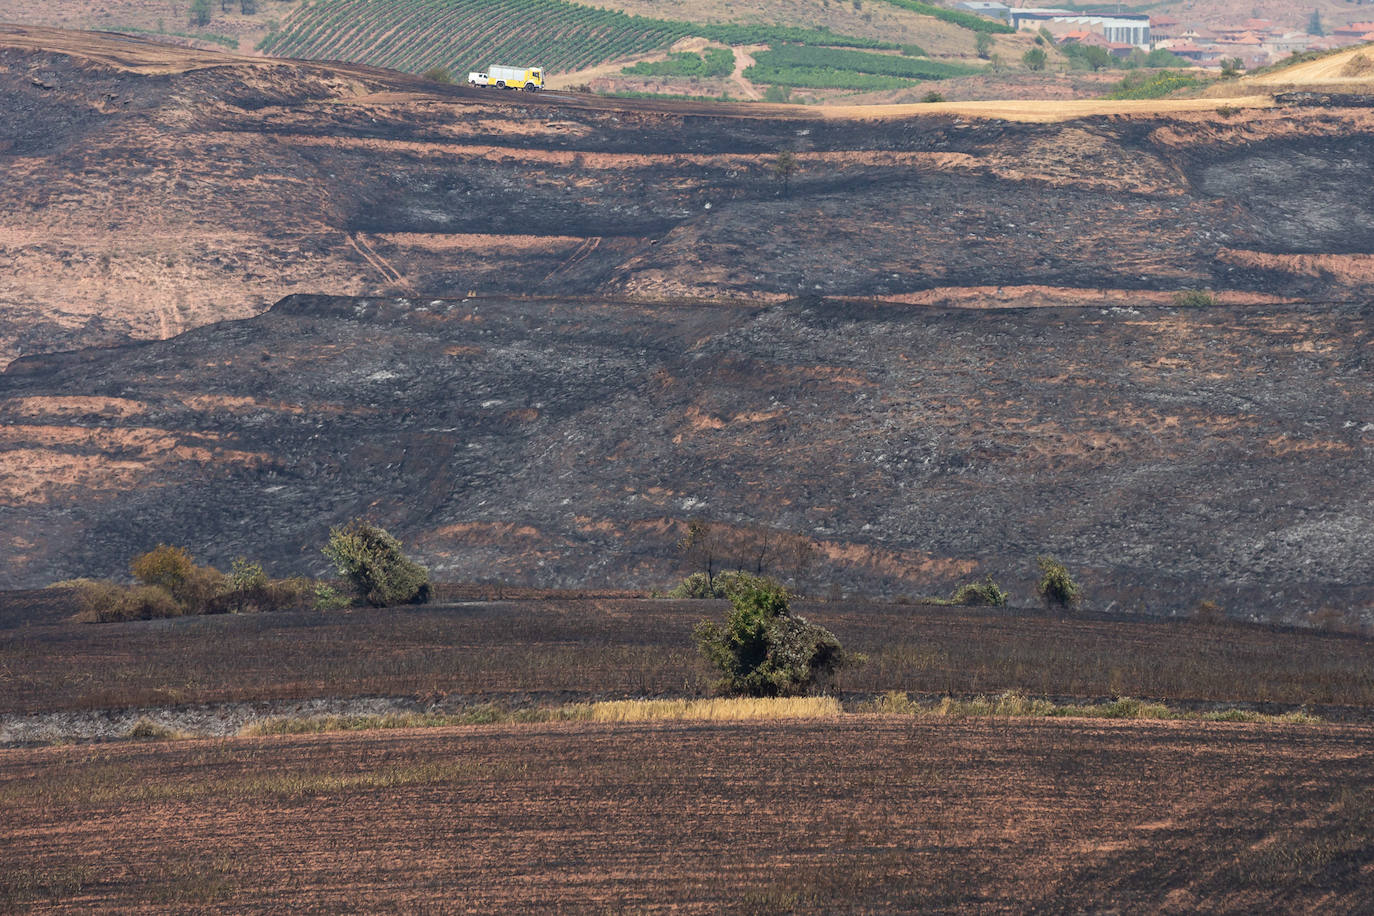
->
[1,716,1370,911]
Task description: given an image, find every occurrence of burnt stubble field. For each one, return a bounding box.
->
[2,598,1373,911]
[2,716,1371,912]
[2,597,1373,717]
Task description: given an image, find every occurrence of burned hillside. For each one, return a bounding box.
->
[2,27,1374,366]
[2,293,1371,621]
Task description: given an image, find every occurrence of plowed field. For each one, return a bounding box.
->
[2,716,1371,911]
[3,598,1373,720]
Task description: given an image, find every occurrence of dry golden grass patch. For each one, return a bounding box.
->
[241,696,843,737]
[860,690,1323,725]
[819,95,1275,122]
[571,695,842,722]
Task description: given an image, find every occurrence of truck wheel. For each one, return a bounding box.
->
[496,80,505,88]
[525,82,536,91]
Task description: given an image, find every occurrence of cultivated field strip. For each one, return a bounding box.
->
[255,0,896,76]
[259,0,691,74]
[2,600,1371,717]
[1,716,1369,910]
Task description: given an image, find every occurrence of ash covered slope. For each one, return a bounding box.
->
[3,293,1371,620]
[4,27,1374,364]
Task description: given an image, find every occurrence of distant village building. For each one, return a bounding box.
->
[1266,32,1313,56]
[1149,16,1183,40]
[1331,22,1374,45]
[1010,5,1353,69]
[1053,28,1136,59]
[1157,41,1221,65]
[1010,8,1151,50]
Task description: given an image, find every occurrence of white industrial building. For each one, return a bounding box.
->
[1009,8,1152,50]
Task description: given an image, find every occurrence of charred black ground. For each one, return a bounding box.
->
[2,29,1374,621]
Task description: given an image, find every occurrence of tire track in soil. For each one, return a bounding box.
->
[348,232,412,292]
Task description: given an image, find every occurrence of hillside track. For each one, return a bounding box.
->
[1,715,1370,911]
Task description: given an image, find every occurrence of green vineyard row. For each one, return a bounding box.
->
[258,0,901,75]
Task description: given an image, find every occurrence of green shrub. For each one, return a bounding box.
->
[323,519,431,607]
[1023,47,1047,71]
[693,575,858,696]
[623,48,734,79]
[749,45,981,83]
[1062,43,1113,71]
[1107,70,1205,100]
[1036,555,1081,610]
[950,575,1008,607]
[312,582,354,611]
[421,66,453,83]
[130,544,195,592]
[1173,288,1218,307]
[668,570,763,599]
[92,584,184,623]
[878,0,1015,34]
[61,578,181,623]
[669,572,723,598]
[130,544,227,612]
[693,23,895,49]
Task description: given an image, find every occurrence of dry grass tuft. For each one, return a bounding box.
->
[240,696,842,737]
[860,690,1320,725]
[565,696,843,723]
[1341,53,1374,77]
[126,718,187,740]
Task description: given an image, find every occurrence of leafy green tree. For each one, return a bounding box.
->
[130,543,226,612]
[130,544,195,592]
[1143,48,1187,68]
[693,575,857,696]
[1308,9,1325,36]
[1079,45,1112,71]
[772,150,798,197]
[975,33,994,60]
[323,519,431,607]
[190,0,213,26]
[1023,47,1048,71]
[1219,57,1244,78]
[1036,556,1081,610]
